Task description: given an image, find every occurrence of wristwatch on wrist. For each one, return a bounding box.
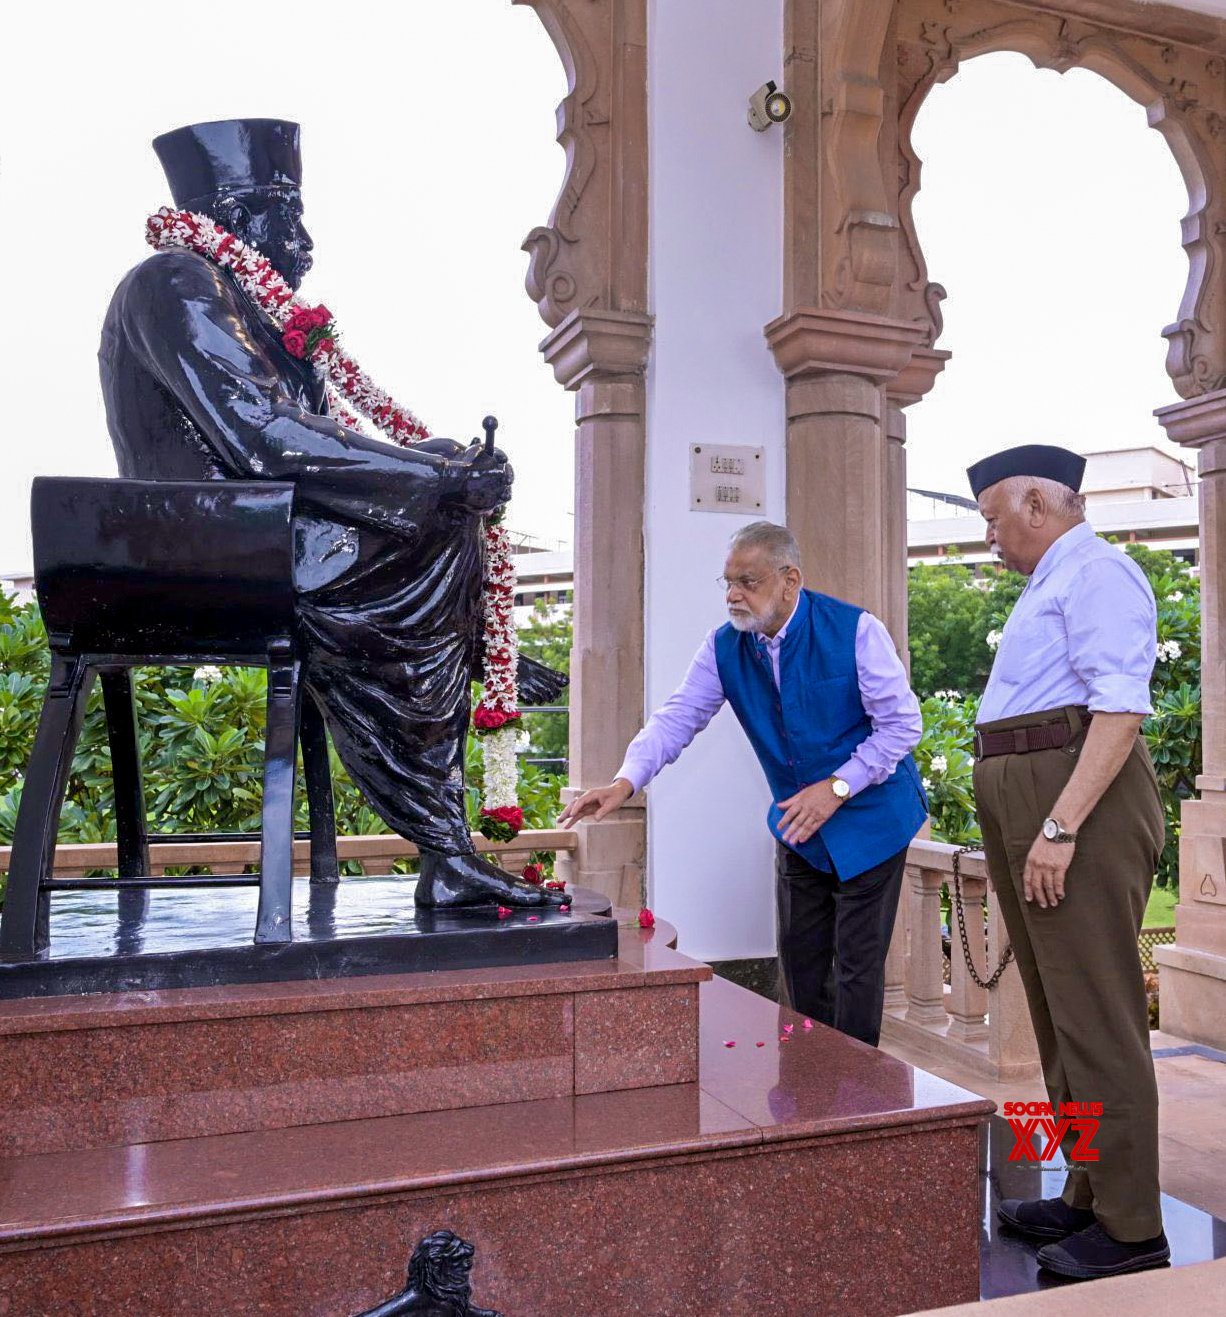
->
[1041,816,1077,843]
[829,776,851,800]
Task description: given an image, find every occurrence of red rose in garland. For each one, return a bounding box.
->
[282,328,309,358]
[282,303,338,361]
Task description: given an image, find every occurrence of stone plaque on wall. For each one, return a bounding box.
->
[689,444,765,514]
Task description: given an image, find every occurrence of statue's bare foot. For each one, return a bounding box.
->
[415,850,569,909]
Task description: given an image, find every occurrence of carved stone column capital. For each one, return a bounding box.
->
[764,307,927,384]
[889,346,952,409]
[1155,388,1226,453]
[540,309,654,390]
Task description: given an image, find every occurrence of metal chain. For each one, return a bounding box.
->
[951,843,1015,991]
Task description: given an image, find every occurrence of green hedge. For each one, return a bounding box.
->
[0,593,567,859]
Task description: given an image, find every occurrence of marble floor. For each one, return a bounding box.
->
[978,1114,1226,1300]
[879,1030,1226,1300]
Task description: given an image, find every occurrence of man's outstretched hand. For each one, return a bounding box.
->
[558,778,634,826]
[445,443,513,515]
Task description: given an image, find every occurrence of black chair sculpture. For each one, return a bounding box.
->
[0,477,338,960]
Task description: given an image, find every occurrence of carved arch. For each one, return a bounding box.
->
[894,0,1226,398]
[513,0,648,332]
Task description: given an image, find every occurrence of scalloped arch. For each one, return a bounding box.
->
[895,1,1226,398]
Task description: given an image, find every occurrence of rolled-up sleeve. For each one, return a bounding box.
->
[614,631,726,793]
[1064,556,1156,715]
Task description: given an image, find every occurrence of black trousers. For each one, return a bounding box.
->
[775,842,907,1047]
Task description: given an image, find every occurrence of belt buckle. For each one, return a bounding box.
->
[973,729,984,759]
[1013,728,1030,754]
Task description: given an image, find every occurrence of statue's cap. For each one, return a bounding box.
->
[966,444,1086,499]
[153,119,302,209]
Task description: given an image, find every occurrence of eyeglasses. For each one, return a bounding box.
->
[717,567,787,593]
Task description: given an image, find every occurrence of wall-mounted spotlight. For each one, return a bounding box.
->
[748,80,792,132]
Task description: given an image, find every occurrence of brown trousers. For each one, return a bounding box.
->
[973,706,1164,1241]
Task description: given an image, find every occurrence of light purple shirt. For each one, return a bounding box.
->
[615,601,923,797]
[979,522,1157,723]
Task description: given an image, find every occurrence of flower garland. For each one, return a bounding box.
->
[146,207,524,840]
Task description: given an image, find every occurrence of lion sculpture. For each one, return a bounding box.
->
[354,1230,502,1317]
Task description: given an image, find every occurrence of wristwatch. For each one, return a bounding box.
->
[829,776,851,800]
[1041,816,1077,843]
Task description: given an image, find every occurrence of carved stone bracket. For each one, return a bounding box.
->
[516,0,648,331]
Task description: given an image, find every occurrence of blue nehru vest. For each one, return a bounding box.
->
[713,589,928,881]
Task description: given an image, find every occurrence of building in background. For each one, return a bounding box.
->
[908,444,1199,568]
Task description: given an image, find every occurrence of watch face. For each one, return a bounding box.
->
[832,778,850,798]
[1042,818,1058,841]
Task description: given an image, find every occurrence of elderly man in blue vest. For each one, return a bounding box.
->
[560,521,928,1046]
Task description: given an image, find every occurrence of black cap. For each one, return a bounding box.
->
[153,119,302,209]
[966,444,1086,500]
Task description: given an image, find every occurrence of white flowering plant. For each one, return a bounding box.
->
[916,694,980,845]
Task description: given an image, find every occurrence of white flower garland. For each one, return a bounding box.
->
[146,207,523,836]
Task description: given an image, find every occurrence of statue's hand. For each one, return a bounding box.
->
[444,446,513,514]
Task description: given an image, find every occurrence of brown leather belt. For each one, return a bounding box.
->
[973,714,1092,761]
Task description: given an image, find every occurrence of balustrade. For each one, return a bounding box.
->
[881,839,1040,1081]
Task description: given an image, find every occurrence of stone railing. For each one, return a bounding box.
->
[880,839,1040,1081]
[0,829,577,882]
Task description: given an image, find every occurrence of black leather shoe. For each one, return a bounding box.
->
[1036,1223,1170,1278]
[996,1197,1096,1241]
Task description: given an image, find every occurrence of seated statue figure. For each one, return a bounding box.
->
[98,117,561,909]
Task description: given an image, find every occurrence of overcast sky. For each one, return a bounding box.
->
[0,0,572,570]
[0,10,1196,569]
[907,53,1188,493]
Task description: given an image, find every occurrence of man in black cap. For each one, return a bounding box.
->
[967,444,1167,1278]
[98,118,560,910]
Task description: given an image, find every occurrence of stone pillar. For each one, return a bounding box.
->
[1154,390,1226,1047]
[883,401,909,652]
[542,309,653,908]
[764,309,939,620]
[886,347,950,652]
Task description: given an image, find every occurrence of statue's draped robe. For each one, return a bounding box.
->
[99,248,479,852]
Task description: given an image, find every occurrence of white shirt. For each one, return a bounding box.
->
[979,522,1157,723]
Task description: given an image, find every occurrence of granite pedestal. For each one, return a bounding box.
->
[0,877,617,998]
[0,916,993,1314]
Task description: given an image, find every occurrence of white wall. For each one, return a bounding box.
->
[644,0,785,961]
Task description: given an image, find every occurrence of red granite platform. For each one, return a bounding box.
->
[0,926,706,1158]
[0,922,993,1315]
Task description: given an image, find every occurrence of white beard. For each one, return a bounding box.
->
[728,608,767,633]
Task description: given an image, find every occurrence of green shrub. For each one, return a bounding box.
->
[0,594,562,857]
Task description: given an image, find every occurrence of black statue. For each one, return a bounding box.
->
[355,1231,502,1317]
[99,118,563,910]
